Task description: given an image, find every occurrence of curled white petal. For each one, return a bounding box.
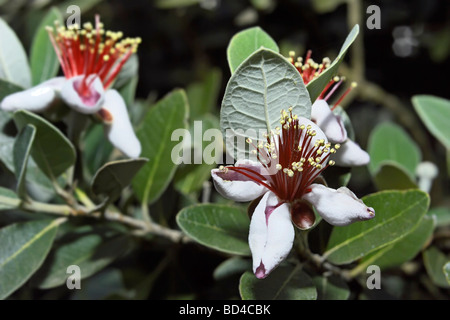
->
[311,99,347,143]
[302,183,375,226]
[102,89,141,158]
[211,159,267,202]
[60,75,104,114]
[0,77,65,112]
[249,191,294,279]
[332,139,370,166]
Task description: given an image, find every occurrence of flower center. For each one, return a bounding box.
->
[221,109,340,203]
[46,15,141,96]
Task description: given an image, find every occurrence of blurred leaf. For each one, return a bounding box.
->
[239,265,317,300]
[0,18,31,88]
[114,54,139,89]
[30,7,63,85]
[358,215,434,271]
[221,49,310,158]
[92,158,148,201]
[250,0,274,11]
[444,262,450,285]
[227,27,279,74]
[311,0,347,13]
[412,95,450,149]
[373,161,418,191]
[0,79,23,100]
[312,275,350,300]
[71,268,125,300]
[428,27,450,63]
[325,190,429,265]
[176,204,250,255]
[368,122,421,179]
[13,125,36,199]
[423,246,450,288]
[0,219,60,299]
[83,124,114,176]
[306,25,359,102]
[35,230,133,289]
[213,257,252,281]
[14,110,76,179]
[119,75,139,107]
[428,207,450,227]
[155,0,199,9]
[133,89,189,205]
[56,0,104,14]
[186,68,222,119]
[0,187,20,210]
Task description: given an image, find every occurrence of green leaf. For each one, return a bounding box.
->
[132,89,189,205]
[306,25,359,102]
[114,54,139,89]
[423,246,450,288]
[30,7,63,85]
[444,262,450,285]
[0,18,31,88]
[221,49,310,158]
[428,207,450,227]
[311,0,347,13]
[325,190,429,265]
[13,110,76,179]
[83,124,114,176]
[368,122,421,179]
[92,158,148,200]
[312,275,350,300]
[239,265,317,300]
[186,68,222,119]
[227,27,279,74]
[176,204,250,255]
[213,257,252,281]
[0,187,20,210]
[373,161,418,191]
[155,0,199,9]
[35,229,133,289]
[412,95,450,149]
[13,125,36,199]
[358,215,435,271]
[0,79,24,100]
[0,219,60,299]
[118,75,139,107]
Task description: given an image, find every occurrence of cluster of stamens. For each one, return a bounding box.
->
[46,15,141,95]
[220,108,341,202]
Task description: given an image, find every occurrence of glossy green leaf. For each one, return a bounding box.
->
[368,122,421,179]
[0,18,31,88]
[132,89,189,205]
[306,25,359,102]
[13,125,36,199]
[325,190,429,265]
[227,27,279,74]
[176,204,250,255]
[14,110,76,179]
[186,68,222,119]
[0,187,20,210]
[30,7,63,85]
[0,219,60,299]
[92,158,148,200]
[221,49,310,158]
[373,161,418,191]
[412,95,450,149]
[213,257,252,281]
[358,215,435,271]
[35,230,133,289]
[239,265,317,300]
[428,207,450,227]
[423,246,450,288]
[312,275,350,300]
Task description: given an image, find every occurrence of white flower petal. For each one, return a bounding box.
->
[211,160,268,202]
[332,139,370,166]
[0,77,65,112]
[311,99,347,143]
[60,75,104,114]
[302,183,375,226]
[249,192,294,279]
[102,89,141,158]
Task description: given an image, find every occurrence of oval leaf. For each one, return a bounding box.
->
[132,89,189,205]
[373,161,418,191]
[423,246,450,288]
[239,265,317,300]
[325,190,430,265]
[227,27,279,74]
[13,125,36,199]
[0,219,60,299]
[412,95,450,149]
[176,204,250,255]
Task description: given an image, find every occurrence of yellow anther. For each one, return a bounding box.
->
[287,170,294,177]
[276,164,282,171]
[330,148,336,154]
[328,160,336,166]
[333,76,340,82]
[289,50,295,57]
[299,124,305,130]
[334,144,341,149]
[246,138,252,144]
[351,82,358,88]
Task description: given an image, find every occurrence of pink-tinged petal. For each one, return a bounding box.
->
[302,183,375,226]
[101,89,141,158]
[249,192,294,279]
[332,139,370,166]
[60,75,104,114]
[311,99,347,143]
[0,77,65,112]
[211,159,268,202]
